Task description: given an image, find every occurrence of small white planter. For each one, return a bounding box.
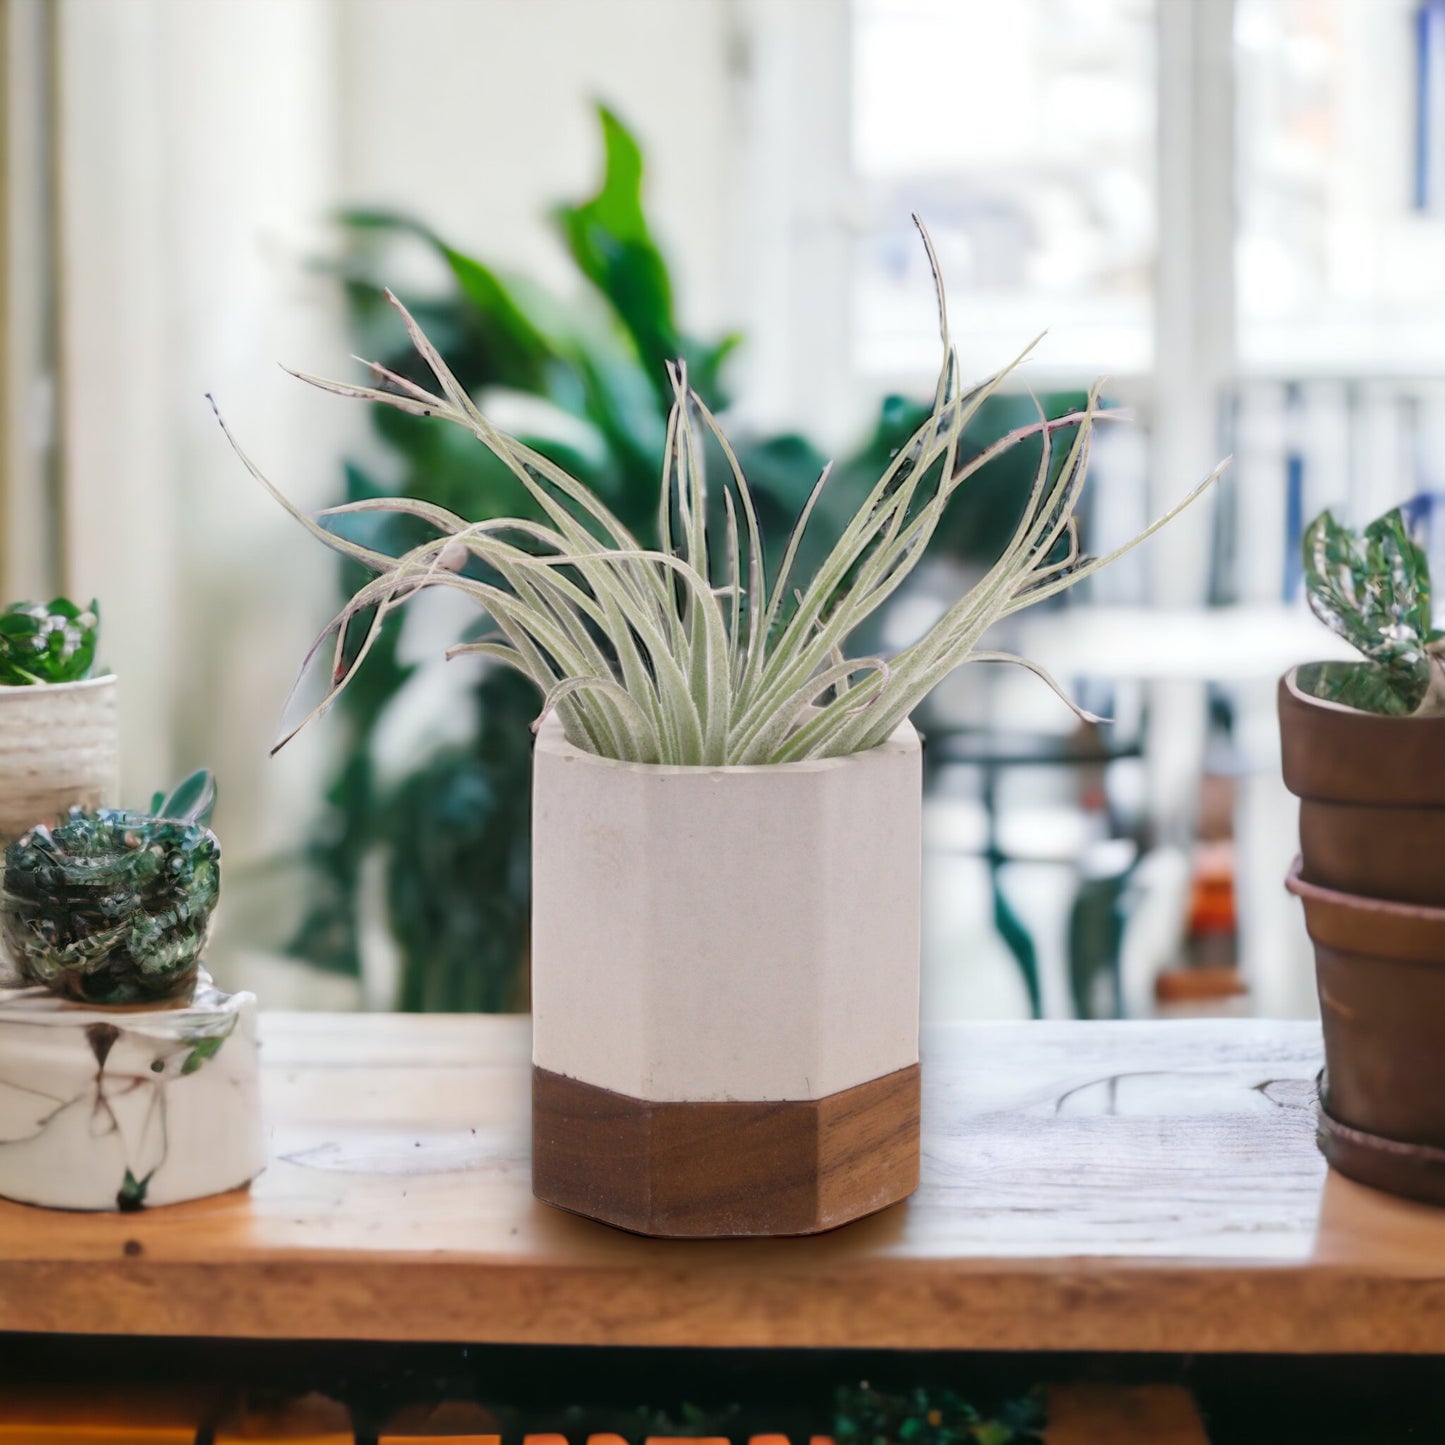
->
[0,675,120,846]
[0,973,264,1210]
[530,716,922,1237]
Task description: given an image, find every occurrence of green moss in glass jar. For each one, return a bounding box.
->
[1,770,220,1005]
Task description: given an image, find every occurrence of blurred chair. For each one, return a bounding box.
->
[921,720,1144,1019]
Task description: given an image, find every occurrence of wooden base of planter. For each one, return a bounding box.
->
[532,1063,921,1238]
[1317,1098,1445,1207]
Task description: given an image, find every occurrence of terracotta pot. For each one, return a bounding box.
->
[1287,862,1445,1204]
[1279,667,1445,906]
[529,716,922,1237]
[0,675,120,848]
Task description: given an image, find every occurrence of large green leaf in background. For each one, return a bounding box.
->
[554,105,741,413]
[297,104,1089,1009]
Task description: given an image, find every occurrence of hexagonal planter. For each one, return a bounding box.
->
[530,715,922,1237]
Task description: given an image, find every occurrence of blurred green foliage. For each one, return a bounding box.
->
[0,598,99,685]
[298,104,1083,1009]
[833,1381,1045,1445]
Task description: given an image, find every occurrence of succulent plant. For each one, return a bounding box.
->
[1301,503,1445,717]
[0,597,99,685]
[1,770,221,1005]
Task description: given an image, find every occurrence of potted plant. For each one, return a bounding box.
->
[0,770,264,1211]
[2,769,222,1004]
[1282,503,1445,1202]
[0,597,118,850]
[222,223,1218,1236]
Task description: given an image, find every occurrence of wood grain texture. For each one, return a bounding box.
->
[532,1063,920,1237]
[2,1016,1445,1353]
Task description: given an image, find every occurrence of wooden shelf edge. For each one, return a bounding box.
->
[1,1258,1441,1354]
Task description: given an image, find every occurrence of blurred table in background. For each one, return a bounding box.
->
[1013,604,1357,1019]
[1012,603,1354,682]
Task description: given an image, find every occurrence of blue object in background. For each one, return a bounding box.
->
[1283,385,1305,602]
[1283,452,1305,601]
[1416,0,1445,211]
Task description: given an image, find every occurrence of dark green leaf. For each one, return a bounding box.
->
[158,768,217,827]
[553,105,693,412]
[116,1169,150,1211]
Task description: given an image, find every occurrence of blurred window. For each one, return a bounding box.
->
[850,0,1158,384]
[1236,0,1445,376]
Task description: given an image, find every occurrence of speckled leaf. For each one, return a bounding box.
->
[1302,506,1437,714]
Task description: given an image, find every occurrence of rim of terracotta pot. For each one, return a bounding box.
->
[533,714,918,778]
[1279,666,1445,806]
[0,673,117,701]
[1287,856,1445,964]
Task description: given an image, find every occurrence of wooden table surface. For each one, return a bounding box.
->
[2,1015,1444,1354]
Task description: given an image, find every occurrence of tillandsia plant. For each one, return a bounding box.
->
[0,598,99,685]
[1301,502,1445,717]
[221,222,1223,767]
[1,770,221,1005]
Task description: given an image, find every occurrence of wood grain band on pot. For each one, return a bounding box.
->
[531,1062,920,1238]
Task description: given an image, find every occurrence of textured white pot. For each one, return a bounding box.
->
[0,973,264,1210]
[0,675,120,847]
[530,716,922,1236]
[532,716,921,1101]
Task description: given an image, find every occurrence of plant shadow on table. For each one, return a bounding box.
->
[294,103,1085,1012]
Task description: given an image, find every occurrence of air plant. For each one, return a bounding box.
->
[1300,503,1445,717]
[1,770,221,1005]
[220,221,1224,766]
[0,598,99,685]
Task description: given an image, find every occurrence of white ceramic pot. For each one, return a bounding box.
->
[0,972,265,1210]
[530,716,922,1237]
[0,674,120,846]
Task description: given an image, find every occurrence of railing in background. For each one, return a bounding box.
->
[1218,378,1445,607]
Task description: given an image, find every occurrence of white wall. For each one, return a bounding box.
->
[337,0,742,335]
[55,0,347,981]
